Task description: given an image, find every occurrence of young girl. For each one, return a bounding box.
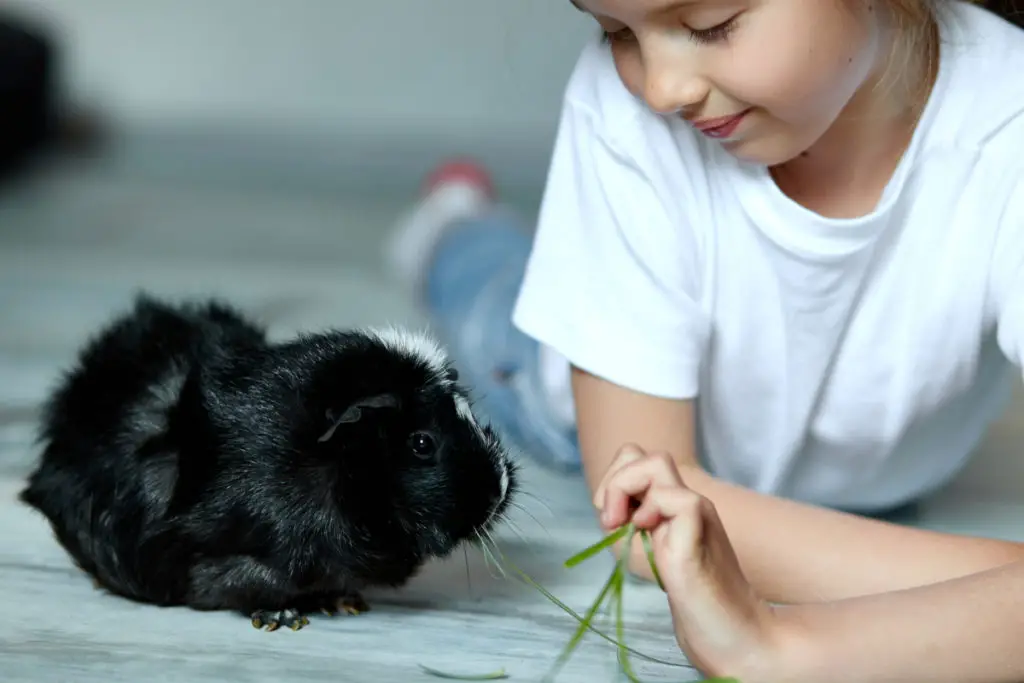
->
[387,0,1024,679]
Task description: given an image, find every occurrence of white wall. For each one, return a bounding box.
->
[14,0,590,134]
[9,0,595,193]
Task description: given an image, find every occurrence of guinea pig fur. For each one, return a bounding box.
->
[19,293,518,631]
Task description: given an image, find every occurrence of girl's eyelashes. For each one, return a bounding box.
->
[690,15,739,44]
[600,14,739,46]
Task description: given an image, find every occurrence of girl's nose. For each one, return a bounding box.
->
[642,51,710,115]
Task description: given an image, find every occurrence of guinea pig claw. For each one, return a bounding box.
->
[336,592,370,616]
[342,601,367,615]
[312,591,369,617]
[249,608,309,632]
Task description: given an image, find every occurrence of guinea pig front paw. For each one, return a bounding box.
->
[249,608,310,632]
[305,590,370,617]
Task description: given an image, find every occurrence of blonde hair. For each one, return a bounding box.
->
[883,0,1018,111]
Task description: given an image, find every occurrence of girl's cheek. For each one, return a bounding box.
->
[612,48,645,99]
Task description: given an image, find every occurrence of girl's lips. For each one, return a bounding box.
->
[690,110,749,139]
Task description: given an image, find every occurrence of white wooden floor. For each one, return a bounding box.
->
[2,157,1024,682]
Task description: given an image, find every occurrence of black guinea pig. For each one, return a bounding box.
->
[19,292,518,631]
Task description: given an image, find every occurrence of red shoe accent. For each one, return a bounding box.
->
[422,159,495,199]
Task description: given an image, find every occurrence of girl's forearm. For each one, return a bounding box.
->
[621,461,1024,605]
[676,463,1024,603]
[570,366,1024,604]
[771,558,1024,683]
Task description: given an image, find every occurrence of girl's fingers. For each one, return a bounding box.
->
[592,443,646,508]
[636,486,710,594]
[598,451,686,528]
[632,484,706,535]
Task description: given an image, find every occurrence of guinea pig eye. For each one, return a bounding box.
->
[408,431,437,459]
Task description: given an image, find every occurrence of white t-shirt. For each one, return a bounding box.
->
[511,2,1024,511]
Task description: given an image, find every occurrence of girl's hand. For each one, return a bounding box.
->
[593,445,796,680]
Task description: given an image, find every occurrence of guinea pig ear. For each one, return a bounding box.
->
[317,393,400,443]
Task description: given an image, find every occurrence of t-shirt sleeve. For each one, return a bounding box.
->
[511,99,711,400]
[992,175,1024,371]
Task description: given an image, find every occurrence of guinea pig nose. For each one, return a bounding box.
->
[445,367,459,382]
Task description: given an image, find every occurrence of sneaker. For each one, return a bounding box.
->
[384,158,496,293]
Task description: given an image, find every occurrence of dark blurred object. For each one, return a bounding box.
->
[0,10,106,186]
[986,0,1024,28]
[0,11,58,182]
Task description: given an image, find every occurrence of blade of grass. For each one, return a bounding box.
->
[615,526,644,683]
[505,559,687,668]
[492,523,682,668]
[564,524,664,593]
[541,556,620,682]
[564,523,630,568]
[418,665,510,680]
[501,523,741,681]
[419,521,742,683]
[639,529,665,591]
[615,527,743,683]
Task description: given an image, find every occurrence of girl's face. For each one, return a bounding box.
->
[573,0,893,166]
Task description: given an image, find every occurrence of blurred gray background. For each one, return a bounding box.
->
[5,0,593,198]
[1,0,1022,501]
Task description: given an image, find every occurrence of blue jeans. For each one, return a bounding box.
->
[420,211,920,523]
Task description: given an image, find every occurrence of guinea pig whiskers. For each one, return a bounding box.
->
[474,530,506,579]
[463,546,474,598]
[501,517,530,547]
[508,501,549,536]
[473,533,498,578]
[483,528,509,578]
[516,490,554,517]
